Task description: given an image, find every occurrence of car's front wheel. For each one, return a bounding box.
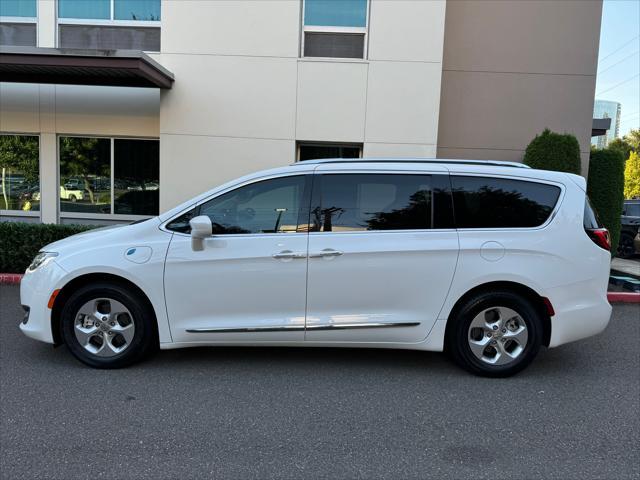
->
[446,291,543,377]
[60,282,157,368]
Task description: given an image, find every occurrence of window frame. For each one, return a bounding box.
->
[56,0,161,52]
[449,174,566,231]
[1,0,38,47]
[300,0,370,59]
[163,173,314,237]
[0,132,41,218]
[57,134,159,222]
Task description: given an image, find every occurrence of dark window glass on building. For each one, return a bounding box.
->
[114,139,159,216]
[0,22,36,46]
[58,25,160,51]
[298,143,361,161]
[451,176,561,228]
[304,32,365,59]
[312,174,437,232]
[198,176,310,235]
[0,134,39,212]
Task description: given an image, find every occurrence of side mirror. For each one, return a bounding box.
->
[189,215,212,251]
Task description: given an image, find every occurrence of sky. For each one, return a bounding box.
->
[595,0,640,137]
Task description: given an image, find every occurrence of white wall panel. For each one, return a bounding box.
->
[162,0,300,57]
[296,60,367,142]
[368,0,446,63]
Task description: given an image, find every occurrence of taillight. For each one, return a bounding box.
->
[586,228,611,251]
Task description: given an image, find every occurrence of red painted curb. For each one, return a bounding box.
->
[0,273,23,285]
[607,292,640,303]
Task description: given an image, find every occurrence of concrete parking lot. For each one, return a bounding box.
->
[1,284,638,480]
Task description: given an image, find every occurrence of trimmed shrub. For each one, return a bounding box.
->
[523,129,582,174]
[624,150,640,199]
[0,222,95,273]
[587,149,625,254]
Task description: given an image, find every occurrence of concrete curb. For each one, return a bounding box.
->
[0,274,23,285]
[2,273,640,302]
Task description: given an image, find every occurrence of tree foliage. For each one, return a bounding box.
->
[624,150,640,199]
[587,149,625,253]
[0,135,39,210]
[59,137,110,204]
[523,129,581,174]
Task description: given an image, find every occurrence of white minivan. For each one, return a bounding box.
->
[19,159,612,377]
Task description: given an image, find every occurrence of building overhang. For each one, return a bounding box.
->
[592,118,612,137]
[0,46,174,89]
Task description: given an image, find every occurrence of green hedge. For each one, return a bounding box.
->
[0,222,95,273]
[523,129,582,174]
[587,149,625,254]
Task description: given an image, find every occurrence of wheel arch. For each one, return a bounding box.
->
[50,272,159,346]
[443,281,552,348]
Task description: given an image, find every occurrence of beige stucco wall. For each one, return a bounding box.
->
[158,0,447,211]
[436,0,603,174]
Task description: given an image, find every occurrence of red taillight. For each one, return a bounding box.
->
[586,228,611,251]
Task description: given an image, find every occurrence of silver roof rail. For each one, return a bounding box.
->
[290,158,531,169]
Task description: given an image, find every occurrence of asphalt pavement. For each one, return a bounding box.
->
[1,285,639,479]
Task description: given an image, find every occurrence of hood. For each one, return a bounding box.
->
[42,218,159,253]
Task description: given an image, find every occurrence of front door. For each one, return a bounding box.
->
[164,174,312,344]
[305,170,459,343]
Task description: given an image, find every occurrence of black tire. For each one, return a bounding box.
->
[446,291,543,378]
[68,194,76,202]
[60,282,158,368]
[617,232,636,259]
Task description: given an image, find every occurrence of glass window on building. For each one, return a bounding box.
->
[302,0,368,59]
[59,136,159,217]
[0,0,37,47]
[0,134,39,212]
[58,0,161,51]
[114,139,159,216]
[298,143,362,161]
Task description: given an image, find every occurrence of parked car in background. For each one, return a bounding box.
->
[634,228,640,256]
[619,199,640,258]
[20,159,612,377]
[33,186,85,203]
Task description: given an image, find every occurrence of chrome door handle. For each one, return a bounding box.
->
[272,250,306,260]
[309,249,344,258]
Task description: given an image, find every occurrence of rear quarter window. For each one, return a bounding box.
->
[451,176,561,229]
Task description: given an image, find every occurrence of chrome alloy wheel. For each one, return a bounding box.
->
[73,298,135,357]
[467,306,528,366]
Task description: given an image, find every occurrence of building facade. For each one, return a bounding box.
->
[591,99,621,149]
[0,0,603,225]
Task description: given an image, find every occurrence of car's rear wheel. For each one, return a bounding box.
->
[60,282,157,368]
[446,291,543,377]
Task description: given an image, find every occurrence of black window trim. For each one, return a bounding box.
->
[309,172,455,234]
[449,173,565,231]
[163,172,314,237]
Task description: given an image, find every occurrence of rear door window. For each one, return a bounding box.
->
[451,176,561,229]
[312,173,454,232]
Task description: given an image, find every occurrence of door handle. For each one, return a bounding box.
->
[309,248,344,258]
[272,250,306,260]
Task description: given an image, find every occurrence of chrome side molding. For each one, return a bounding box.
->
[186,322,420,334]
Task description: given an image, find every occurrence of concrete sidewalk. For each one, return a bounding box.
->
[611,257,640,279]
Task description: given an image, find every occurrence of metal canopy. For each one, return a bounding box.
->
[0,46,174,89]
[592,118,612,137]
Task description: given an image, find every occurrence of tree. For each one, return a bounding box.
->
[59,137,110,205]
[624,151,640,199]
[587,149,625,253]
[608,138,633,161]
[622,129,640,152]
[0,135,39,210]
[523,129,581,174]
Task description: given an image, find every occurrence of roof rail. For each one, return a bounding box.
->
[290,158,531,169]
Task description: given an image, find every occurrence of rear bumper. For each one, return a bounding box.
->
[547,280,612,348]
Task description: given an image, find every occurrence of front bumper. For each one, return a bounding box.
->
[19,260,67,344]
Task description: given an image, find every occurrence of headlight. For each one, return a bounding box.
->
[28,252,58,271]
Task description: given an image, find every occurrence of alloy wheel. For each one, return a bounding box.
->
[467,306,528,366]
[73,298,135,357]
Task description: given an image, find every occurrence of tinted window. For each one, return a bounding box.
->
[623,203,640,217]
[451,176,561,229]
[199,176,310,235]
[313,174,443,232]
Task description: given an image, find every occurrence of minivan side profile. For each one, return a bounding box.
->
[19,159,612,377]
